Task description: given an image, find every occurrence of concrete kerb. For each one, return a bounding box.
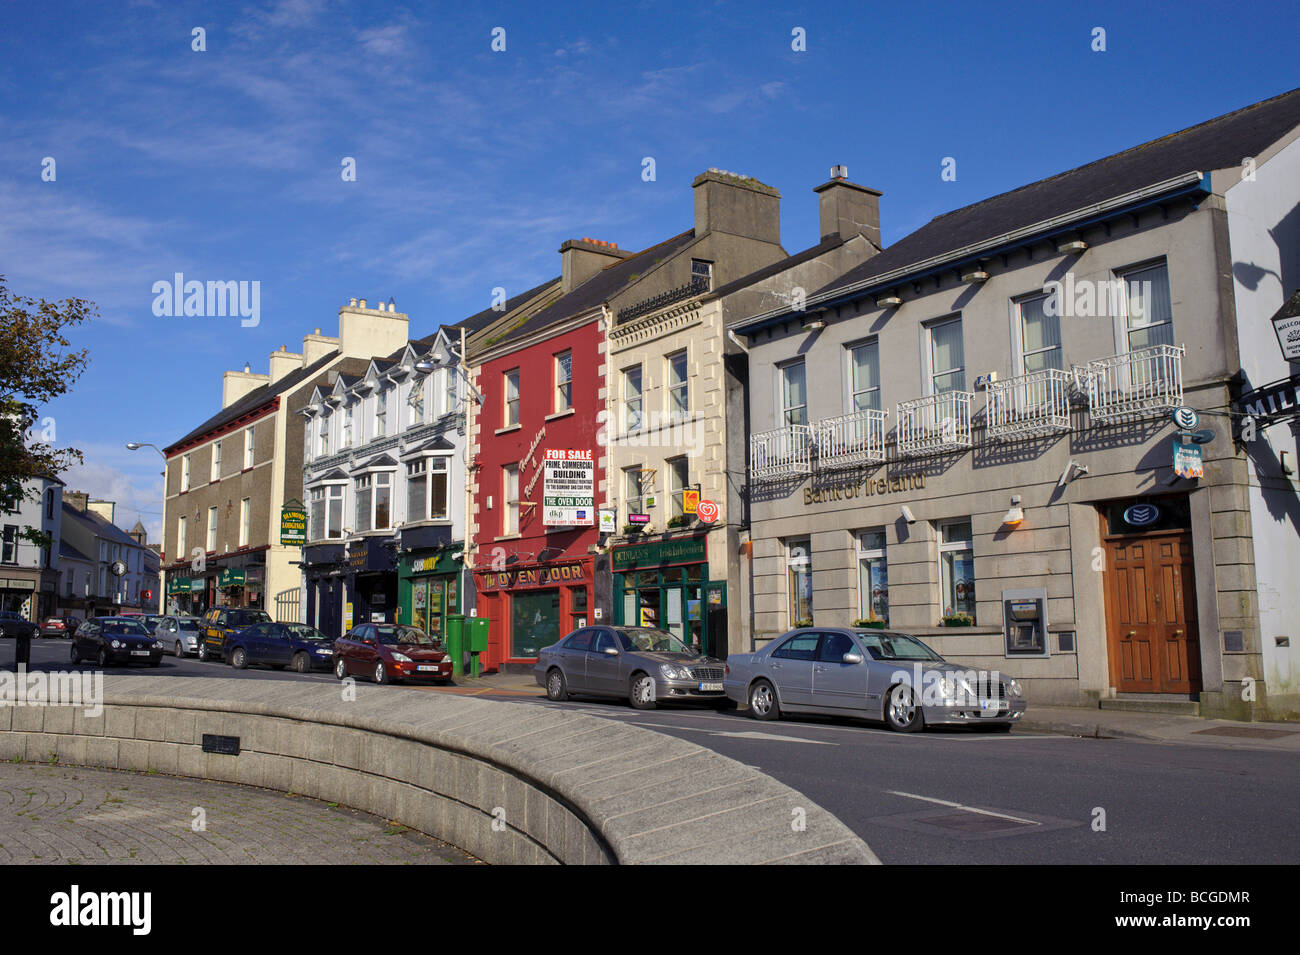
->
[3,675,879,865]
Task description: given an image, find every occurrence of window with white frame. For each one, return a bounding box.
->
[210,441,222,482]
[354,475,372,532]
[317,416,330,457]
[239,498,250,547]
[667,351,689,419]
[780,360,807,427]
[206,507,218,552]
[244,426,256,469]
[503,464,519,535]
[181,453,191,492]
[308,485,345,540]
[309,488,324,540]
[1,525,17,564]
[691,259,713,289]
[406,457,450,523]
[1119,260,1174,351]
[938,519,975,619]
[624,466,644,516]
[555,351,572,413]
[373,472,392,530]
[342,405,354,448]
[668,456,690,519]
[856,529,889,625]
[1016,292,1062,372]
[849,340,881,412]
[408,377,426,425]
[375,389,388,438]
[929,317,965,394]
[786,537,813,626]
[177,515,187,556]
[503,369,520,427]
[444,367,458,415]
[623,366,642,433]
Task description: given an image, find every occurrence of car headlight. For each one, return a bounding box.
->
[315,646,331,654]
[391,652,411,663]
[1008,679,1024,697]
[111,640,122,649]
[659,664,687,680]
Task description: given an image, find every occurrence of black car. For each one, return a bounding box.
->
[0,611,40,640]
[198,606,273,661]
[71,616,165,667]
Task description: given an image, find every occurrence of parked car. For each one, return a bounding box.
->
[535,625,727,710]
[198,607,273,661]
[139,614,166,632]
[333,624,453,685]
[0,610,39,640]
[39,615,82,638]
[153,615,204,657]
[226,622,335,673]
[70,616,164,667]
[723,627,1026,732]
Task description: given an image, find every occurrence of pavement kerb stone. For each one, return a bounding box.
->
[5,675,880,865]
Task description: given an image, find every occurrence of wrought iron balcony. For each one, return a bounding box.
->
[816,409,888,469]
[985,368,1073,439]
[750,425,813,480]
[896,391,973,457]
[1084,344,1184,421]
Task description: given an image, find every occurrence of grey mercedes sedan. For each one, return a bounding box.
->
[535,626,727,710]
[723,627,1027,732]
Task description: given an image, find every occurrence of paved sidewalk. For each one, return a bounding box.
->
[440,669,1300,752]
[0,762,477,865]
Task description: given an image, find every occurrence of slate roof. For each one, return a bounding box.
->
[807,86,1300,305]
[61,503,150,551]
[59,538,91,562]
[488,230,699,348]
[709,235,847,301]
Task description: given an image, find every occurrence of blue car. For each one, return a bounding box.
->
[224,622,335,673]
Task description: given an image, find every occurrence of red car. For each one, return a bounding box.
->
[333,623,453,685]
[39,616,81,638]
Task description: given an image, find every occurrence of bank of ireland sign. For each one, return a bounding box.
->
[543,449,594,526]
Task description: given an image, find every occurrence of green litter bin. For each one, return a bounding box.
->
[444,614,466,678]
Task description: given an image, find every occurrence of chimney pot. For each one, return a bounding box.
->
[358,300,366,309]
[350,297,357,307]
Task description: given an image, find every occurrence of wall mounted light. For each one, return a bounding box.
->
[1002,495,1025,527]
[900,505,916,525]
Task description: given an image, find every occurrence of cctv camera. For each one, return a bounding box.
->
[900,505,916,525]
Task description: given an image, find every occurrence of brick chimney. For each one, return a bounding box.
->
[813,166,882,247]
[692,169,781,244]
[64,490,89,512]
[559,238,629,292]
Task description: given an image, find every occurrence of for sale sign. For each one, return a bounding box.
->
[543,449,594,526]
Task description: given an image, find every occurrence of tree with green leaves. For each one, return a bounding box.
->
[0,274,93,547]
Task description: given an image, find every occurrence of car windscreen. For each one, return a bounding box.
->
[855,632,944,661]
[284,625,328,642]
[104,622,151,636]
[226,610,272,628]
[374,626,438,646]
[616,629,697,655]
[176,620,201,631]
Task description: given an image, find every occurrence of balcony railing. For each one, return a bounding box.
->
[816,409,888,469]
[750,425,813,480]
[985,368,1073,439]
[1085,344,1185,421]
[896,391,973,457]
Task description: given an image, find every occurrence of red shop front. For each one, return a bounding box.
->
[474,556,593,672]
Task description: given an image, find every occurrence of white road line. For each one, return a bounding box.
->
[885,790,1041,825]
[626,721,835,745]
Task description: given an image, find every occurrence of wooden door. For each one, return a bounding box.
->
[1104,531,1201,693]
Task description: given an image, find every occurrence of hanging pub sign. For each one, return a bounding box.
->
[1172,438,1204,479]
[281,499,307,546]
[1268,288,1300,362]
[543,449,594,526]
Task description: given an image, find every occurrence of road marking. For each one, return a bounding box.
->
[618,721,835,746]
[884,790,1040,825]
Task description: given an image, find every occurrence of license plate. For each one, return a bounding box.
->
[698,682,723,692]
[417,665,439,672]
[130,650,150,656]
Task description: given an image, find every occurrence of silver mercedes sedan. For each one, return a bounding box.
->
[535,625,727,710]
[723,627,1027,732]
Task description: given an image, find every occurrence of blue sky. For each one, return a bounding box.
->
[2,0,1296,539]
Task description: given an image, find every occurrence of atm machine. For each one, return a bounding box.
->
[1001,587,1049,656]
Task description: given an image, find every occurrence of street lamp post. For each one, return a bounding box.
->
[126,442,166,614]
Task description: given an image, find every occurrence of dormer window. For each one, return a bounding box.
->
[375,388,388,437]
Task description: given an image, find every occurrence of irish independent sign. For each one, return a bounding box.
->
[543,449,594,526]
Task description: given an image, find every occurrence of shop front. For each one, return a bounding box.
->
[302,542,346,639]
[398,544,463,638]
[612,535,728,657]
[474,556,592,672]
[0,573,39,621]
[345,537,398,628]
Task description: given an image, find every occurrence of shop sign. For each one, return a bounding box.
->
[344,601,354,631]
[1238,372,1300,425]
[190,578,206,593]
[348,543,368,571]
[479,562,585,590]
[1270,291,1300,361]
[613,537,707,571]
[696,499,719,523]
[683,489,699,515]
[598,508,618,534]
[281,500,308,546]
[803,472,925,505]
[218,568,246,588]
[543,449,594,526]
[1171,439,1204,479]
[167,576,192,595]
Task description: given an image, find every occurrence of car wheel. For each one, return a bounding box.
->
[748,679,780,721]
[175,641,185,658]
[373,661,388,685]
[230,647,248,670]
[885,684,925,733]
[70,642,81,664]
[545,668,569,702]
[293,653,311,674]
[629,672,657,710]
[198,641,210,662]
[334,657,348,681]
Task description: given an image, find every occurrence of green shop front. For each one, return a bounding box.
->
[398,545,463,638]
[612,535,727,657]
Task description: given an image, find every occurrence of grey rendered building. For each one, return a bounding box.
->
[732,89,1300,720]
